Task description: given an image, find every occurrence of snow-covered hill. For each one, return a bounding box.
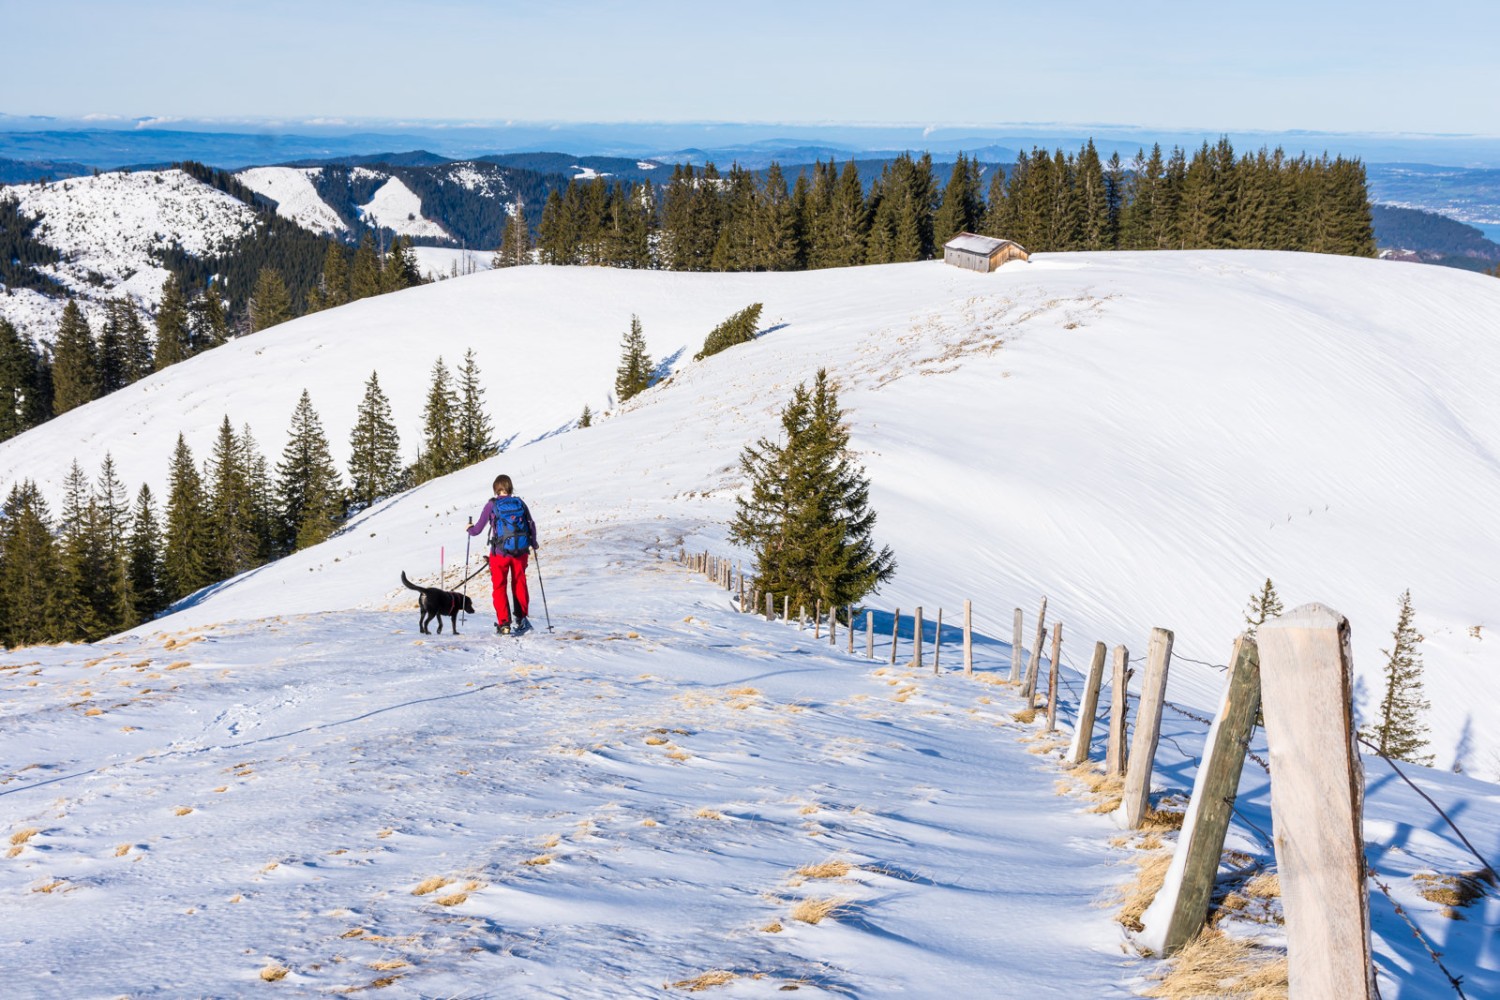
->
[0,169,259,339]
[235,166,349,235]
[356,174,448,239]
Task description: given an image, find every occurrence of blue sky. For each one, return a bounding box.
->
[8,0,1499,134]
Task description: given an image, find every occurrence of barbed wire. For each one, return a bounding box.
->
[1172,652,1228,671]
[1369,865,1470,999]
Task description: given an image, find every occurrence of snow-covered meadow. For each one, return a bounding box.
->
[3,252,1499,996]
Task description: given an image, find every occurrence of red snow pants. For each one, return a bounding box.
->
[488,552,530,626]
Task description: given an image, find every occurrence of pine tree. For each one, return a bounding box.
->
[1361,590,1433,765]
[97,300,127,395]
[383,236,422,291]
[614,315,654,402]
[1243,578,1284,637]
[455,348,496,467]
[204,416,261,578]
[579,403,593,428]
[934,153,984,244]
[56,460,102,640]
[237,422,277,561]
[412,357,460,484]
[154,275,192,370]
[162,434,213,601]
[0,481,64,647]
[347,370,404,511]
[495,200,532,267]
[190,287,229,354]
[695,303,763,361]
[753,162,800,272]
[92,453,137,633]
[731,369,895,613]
[0,318,42,442]
[350,232,383,300]
[276,390,344,550]
[828,159,868,267]
[127,483,167,620]
[312,241,351,310]
[52,300,98,415]
[250,267,293,332]
[711,164,758,271]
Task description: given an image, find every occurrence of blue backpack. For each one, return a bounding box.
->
[489,496,531,555]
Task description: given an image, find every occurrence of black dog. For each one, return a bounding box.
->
[401,571,476,635]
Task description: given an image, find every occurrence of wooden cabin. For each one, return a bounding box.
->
[942,233,1029,272]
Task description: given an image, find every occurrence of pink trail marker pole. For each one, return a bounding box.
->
[441,546,445,590]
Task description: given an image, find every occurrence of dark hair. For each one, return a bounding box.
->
[493,474,513,496]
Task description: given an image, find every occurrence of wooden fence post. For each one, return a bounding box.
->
[1139,635,1262,955]
[1045,621,1063,732]
[1022,597,1048,707]
[799,605,806,631]
[963,600,973,676]
[933,608,943,674]
[847,606,854,654]
[889,609,900,666]
[829,607,837,647]
[866,610,875,659]
[815,600,822,639]
[1258,605,1375,1000]
[911,607,924,669]
[1067,642,1108,765]
[765,592,774,622]
[783,595,789,622]
[1010,607,1024,683]
[1121,628,1173,829]
[739,573,745,611]
[1106,645,1131,776]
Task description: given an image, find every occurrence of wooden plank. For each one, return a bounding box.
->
[847,606,855,654]
[1010,608,1024,683]
[889,608,900,666]
[1106,645,1130,776]
[1022,597,1048,708]
[1067,642,1108,765]
[963,600,973,676]
[1258,605,1375,1000]
[1045,621,1063,732]
[866,610,875,659]
[1139,636,1262,955]
[933,608,943,674]
[1121,628,1173,829]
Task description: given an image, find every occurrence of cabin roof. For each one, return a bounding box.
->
[943,232,1023,256]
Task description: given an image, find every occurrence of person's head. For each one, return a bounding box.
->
[492,474,514,496]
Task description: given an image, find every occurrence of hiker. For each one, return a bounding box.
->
[467,474,538,635]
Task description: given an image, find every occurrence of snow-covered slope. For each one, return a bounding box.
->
[0,169,259,340]
[235,166,348,234]
[357,176,448,239]
[4,251,1499,996]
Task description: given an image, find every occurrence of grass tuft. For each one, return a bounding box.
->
[369,959,408,971]
[9,827,40,847]
[761,920,783,933]
[259,964,290,982]
[695,808,723,821]
[790,897,846,925]
[521,855,554,867]
[1243,873,1281,899]
[670,970,737,992]
[411,876,453,896]
[114,844,131,857]
[1113,851,1173,932]
[433,892,468,907]
[1414,869,1495,912]
[1011,707,1037,723]
[1141,928,1287,999]
[795,859,852,880]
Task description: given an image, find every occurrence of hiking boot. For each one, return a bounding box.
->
[513,617,532,635]
[496,622,510,635]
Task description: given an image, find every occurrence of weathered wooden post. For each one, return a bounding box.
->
[866,610,875,659]
[799,605,806,631]
[1010,607,1024,683]
[963,600,973,676]
[829,607,837,647]
[1022,597,1048,705]
[847,606,854,654]
[933,608,943,674]
[1106,645,1131,776]
[889,609,900,666]
[1139,635,1262,955]
[1120,628,1173,829]
[783,596,790,622]
[1045,621,1063,732]
[1067,642,1108,765]
[1258,605,1375,1000]
[765,592,774,622]
[815,599,822,639]
[738,573,745,611]
[911,607,924,668]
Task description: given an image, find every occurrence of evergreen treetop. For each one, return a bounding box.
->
[614,315,654,403]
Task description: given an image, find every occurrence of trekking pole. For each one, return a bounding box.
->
[462,519,473,625]
[532,548,554,632]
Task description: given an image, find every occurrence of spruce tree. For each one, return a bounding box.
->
[347,370,403,510]
[711,165,758,271]
[116,297,153,383]
[190,288,229,353]
[52,301,98,415]
[412,357,460,483]
[162,434,213,600]
[92,453,137,634]
[383,236,422,291]
[97,300,127,395]
[0,481,64,647]
[753,163,800,272]
[237,422,278,561]
[455,348,496,466]
[1243,578,1284,637]
[934,153,984,244]
[731,369,895,613]
[1361,590,1433,765]
[579,403,593,428]
[350,232,383,300]
[127,483,167,620]
[0,318,40,442]
[313,241,351,310]
[495,200,532,267]
[695,303,764,361]
[204,416,260,578]
[614,315,654,402]
[276,390,344,550]
[154,275,192,370]
[56,460,103,640]
[250,267,293,332]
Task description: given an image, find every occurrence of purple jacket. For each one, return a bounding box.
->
[468,495,538,552]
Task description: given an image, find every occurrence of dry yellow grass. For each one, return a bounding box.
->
[539,834,561,849]
[695,808,723,821]
[411,876,454,896]
[1011,707,1038,723]
[521,855,554,867]
[433,892,468,907]
[369,959,408,971]
[644,735,669,746]
[791,897,846,925]
[9,827,40,847]
[1140,806,1187,832]
[375,828,394,839]
[1141,928,1288,998]
[166,661,192,670]
[32,879,66,894]
[727,687,760,697]
[1244,873,1281,899]
[798,804,820,815]
[259,964,290,982]
[1414,870,1495,912]
[666,749,692,761]
[641,818,659,827]
[114,844,131,857]
[341,928,367,939]
[213,786,228,793]
[84,707,103,717]
[174,806,194,816]
[670,970,737,992]
[1114,851,1173,932]
[796,859,852,879]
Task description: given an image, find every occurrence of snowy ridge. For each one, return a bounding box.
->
[2,251,1498,995]
[234,166,348,234]
[1,169,259,340]
[356,175,448,239]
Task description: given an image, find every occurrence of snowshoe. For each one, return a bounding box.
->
[512,618,533,636]
[496,622,510,636]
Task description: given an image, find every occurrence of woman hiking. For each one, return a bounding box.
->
[467,474,538,635]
